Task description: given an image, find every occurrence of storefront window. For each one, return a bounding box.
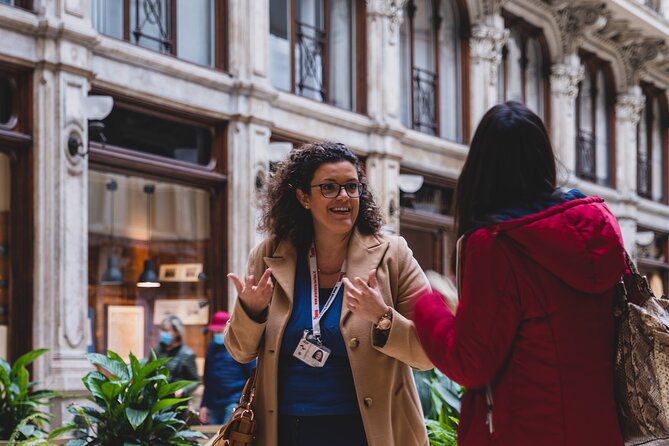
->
[0,153,8,359]
[637,229,668,298]
[92,105,213,165]
[88,170,212,369]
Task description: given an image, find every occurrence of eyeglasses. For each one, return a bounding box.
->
[311,181,365,198]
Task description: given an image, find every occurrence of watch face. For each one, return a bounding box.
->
[377,317,392,330]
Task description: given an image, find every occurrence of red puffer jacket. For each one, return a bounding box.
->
[414,196,625,446]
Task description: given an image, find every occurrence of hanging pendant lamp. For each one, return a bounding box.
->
[101,178,124,285]
[137,183,160,288]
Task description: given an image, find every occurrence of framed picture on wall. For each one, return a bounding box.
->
[159,263,203,282]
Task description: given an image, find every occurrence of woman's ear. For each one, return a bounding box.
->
[296,188,310,209]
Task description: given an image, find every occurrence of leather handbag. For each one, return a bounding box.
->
[614,252,669,444]
[206,368,258,446]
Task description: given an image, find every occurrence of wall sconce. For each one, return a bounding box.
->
[398,174,424,194]
[68,95,114,158]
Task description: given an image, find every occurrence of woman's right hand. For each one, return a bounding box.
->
[227,268,274,318]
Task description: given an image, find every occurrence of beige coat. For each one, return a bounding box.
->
[224,229,433,446]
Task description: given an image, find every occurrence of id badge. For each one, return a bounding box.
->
[293,330,331,367]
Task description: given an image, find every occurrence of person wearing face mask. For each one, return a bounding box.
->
[155,315,199,398]
[199,311,255,425]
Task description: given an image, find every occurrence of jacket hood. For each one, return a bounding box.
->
[484,197,625,294]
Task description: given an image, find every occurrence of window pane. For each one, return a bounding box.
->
[0,0,15,5]
[130,0,172,54]
[88,171,212,366]
[506,29,523,103]
[176,0,213,66]
[638,101,649,196]
[90,0,124,39]
[578,71,593,132]
[652,97,663,201]
[295,0,325,101]
[0,153,9,360]
[413,0,435,72]
[595,70,609,184]
[0,76,11,125]
[270,0,291,91]
[329,0,354,110]
[526,37,543,118]
[93,105,212,165]
[439,0,460,141]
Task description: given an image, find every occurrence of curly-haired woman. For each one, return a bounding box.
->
[224,142,432,446]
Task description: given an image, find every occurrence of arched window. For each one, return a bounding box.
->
[498,14,549,120]
[575,51,615,186]
[400,0,463,141]
[638,83,668,202]
[269,0,366,113]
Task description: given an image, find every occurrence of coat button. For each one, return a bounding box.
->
[349,337,359,348]
[364,397,373,407]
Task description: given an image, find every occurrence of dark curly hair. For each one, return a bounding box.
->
[259,141,384,248]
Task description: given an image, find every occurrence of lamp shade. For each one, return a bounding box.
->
[101,255,123,285]
[137,259,160,288]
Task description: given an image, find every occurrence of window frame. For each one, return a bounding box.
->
[575,50,617,188]
[88,91,229,314]
[402,0,470,142]
[637,82,668,204]
[499,12,551,128]
[94,0,228,70]
[0,0,33,10]
[278,0,367,113]
[398,166,456,276]
[0,66,33,364]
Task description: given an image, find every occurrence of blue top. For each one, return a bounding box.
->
[278,251,359,416]
[201,341,255,410]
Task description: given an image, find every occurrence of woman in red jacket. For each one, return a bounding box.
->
[414,101,625,445]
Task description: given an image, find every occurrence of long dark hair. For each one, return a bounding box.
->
[453,101,557,240]
[259,142,383,248]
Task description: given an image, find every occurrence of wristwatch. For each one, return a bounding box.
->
[373,308,393,347]
[375,308,393,331]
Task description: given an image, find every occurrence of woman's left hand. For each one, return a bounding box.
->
[343,269,390,324]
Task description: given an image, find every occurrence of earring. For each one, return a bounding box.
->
[305,205,310,209]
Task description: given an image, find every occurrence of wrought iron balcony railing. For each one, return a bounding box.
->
[576,130,597,182]
[296,21,326,102]
[131,0,174,55]
[413,67,438,135]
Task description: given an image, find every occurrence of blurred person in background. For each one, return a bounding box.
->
[155,315,199,398]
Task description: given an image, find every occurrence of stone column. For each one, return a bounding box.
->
[31,0,97,424]
[366,0,404,125]
[469,15,508,135]
[227,0,270,82]
[364,1,405,233]
[615,87,645,253]
[550,54,584,184]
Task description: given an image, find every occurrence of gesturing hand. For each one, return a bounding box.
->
[228,268,274,318]
[343,269,390,324]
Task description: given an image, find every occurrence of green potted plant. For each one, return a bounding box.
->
[414,369,462,446]
[62,350,206,446]
[0,348,65,445]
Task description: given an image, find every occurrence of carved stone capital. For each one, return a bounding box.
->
[620,38,667,84]
[551,1,607,53]
[550,63,585,102]
[616,93,645,125]
[480,0,511,17]
[367,0,405,43]
[470,22,508,86]
[470,23,508,62]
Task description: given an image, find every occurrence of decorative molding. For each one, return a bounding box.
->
[470,23,509,86]
[550,1,607,54]
[616,92,645,125]
[550,62,585,104]
[481,0,511,18]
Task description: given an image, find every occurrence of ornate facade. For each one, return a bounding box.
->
[0,0,669,420]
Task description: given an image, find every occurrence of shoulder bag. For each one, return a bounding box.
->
[206,367,258,446]
[615,252,669,444]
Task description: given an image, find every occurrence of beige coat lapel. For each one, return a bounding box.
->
[263,239,297,302]
[342,229,390,323]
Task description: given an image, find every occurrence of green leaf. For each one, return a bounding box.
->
[157,381,195,399]
[11,349,48,373]
[85,353,129,380]
[65,440,88,446]
[151,397,190,414]
[125,407,150,430]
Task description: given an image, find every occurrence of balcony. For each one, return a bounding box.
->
[413,67,438,135]
[576,130,597,183]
